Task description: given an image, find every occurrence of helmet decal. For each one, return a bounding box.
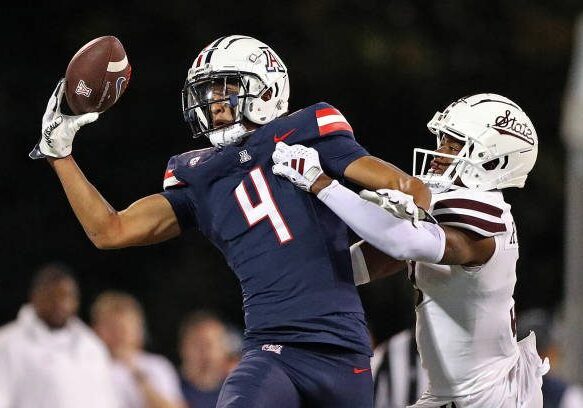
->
[491,110,536,146]
[261,47,286,73]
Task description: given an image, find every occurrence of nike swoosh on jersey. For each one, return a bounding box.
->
[273,128,297,143]
[353,368,371,374]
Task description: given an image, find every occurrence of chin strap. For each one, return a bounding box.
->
[208,123,253,147]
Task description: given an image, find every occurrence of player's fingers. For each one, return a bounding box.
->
[76,112,99,127]
[44,79,63,121]
[43,103,54,124]
[405,202,417,215]
[275,164,299,181]
[272,163,287,176]
[412,208,420,228]
[389,197,400,205]
[376,188,394,196]
[54,78,66,114]
[359,190,383,206]
[275,141,290,152]
[272,149,288,164]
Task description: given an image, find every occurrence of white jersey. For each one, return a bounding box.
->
[410,188,520,397]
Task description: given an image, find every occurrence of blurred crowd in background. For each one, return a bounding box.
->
[2,261,582,408]
[2,1,583,407]
[0,262,242,408]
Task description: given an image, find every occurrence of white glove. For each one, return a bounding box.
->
[29,78,99,159]
[272,142,324,192]
[359,188,427,227]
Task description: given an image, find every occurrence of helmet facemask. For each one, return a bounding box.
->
[182,73,264,147]
[414,145,467,194]
[413,124,475,194]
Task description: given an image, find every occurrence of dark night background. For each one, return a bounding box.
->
[1,1,580,363]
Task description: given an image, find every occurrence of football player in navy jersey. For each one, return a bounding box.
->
[30,35,431,408]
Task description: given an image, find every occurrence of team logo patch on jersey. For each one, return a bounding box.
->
[189,157,201,167]
[261,344,283,354]
[239,150,252,163]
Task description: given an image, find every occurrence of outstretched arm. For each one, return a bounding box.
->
[49,156,180,249]
[318,181,495,265]
[32,80,181,250]
[351,224,495,285]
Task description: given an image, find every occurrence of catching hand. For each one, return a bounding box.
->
[272,142,324,192]
[29,79,99,159]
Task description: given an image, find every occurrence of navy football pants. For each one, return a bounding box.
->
[216,343,373,408]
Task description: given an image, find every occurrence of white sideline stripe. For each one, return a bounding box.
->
[316,114,347,127]
[107,55,128,72]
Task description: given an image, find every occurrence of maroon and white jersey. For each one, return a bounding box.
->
[410,188,520,397]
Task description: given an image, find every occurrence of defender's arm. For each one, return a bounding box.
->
[318,180,495,266]
[49,156,180,249]
[352,229,495,285]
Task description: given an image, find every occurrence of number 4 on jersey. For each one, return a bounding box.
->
[235,167,293,244]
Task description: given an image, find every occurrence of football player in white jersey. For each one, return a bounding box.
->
[272,93,549,408]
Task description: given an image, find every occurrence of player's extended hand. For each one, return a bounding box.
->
[359,188,434,227]
[29,78,99,160]
[272,142,324,192]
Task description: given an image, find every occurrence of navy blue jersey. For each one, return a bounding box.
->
[162,103,372,355]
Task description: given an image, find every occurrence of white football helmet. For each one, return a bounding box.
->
[182,35,290,147]
[413,93,538,193]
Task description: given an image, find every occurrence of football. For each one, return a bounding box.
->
[65,36,131,115]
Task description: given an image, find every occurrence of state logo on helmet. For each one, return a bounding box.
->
[413,93,538,193]
[182,35,290,147]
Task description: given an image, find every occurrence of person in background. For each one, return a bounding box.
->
[91,290,186,408]
[178,311,234,408]
[517,308,583,408]
[224,323,243,373]
[0,262,118,408]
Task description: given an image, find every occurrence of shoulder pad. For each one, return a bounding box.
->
[163,148,214,190]
[273,102,354,146]
[430,189,509,237]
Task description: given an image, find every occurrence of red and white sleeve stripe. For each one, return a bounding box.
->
[163,169,186,190]
[431,198,507,237]
[316,107,353,136]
